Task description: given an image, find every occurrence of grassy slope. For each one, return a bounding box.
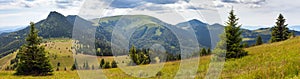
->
[0,52,17,70]
[0,37,300,79]
[224,36,300,79]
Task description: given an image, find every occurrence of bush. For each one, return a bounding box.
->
[156,71,162,77]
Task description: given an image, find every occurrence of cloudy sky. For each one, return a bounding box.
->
[0,0,300,30]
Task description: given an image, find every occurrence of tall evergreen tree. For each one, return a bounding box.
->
[111,60,118,68]
[290,30,295,38]
[102,62,111,69]
[129,45,138,64]
[256,35,263,45]
[222,10,248,58]
[270,14,290,43]
[99,59,105,69]
[86,61,90,70]
[242,42,249,48]
[128,45,151,65]
[200,48,207,56]
[15,22,53,75]
[71,59,78,71]
[207,48,211,55]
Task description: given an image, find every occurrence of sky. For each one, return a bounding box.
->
[0,0,300,30]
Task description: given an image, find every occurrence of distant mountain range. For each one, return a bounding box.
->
[290,26,300,31]
[0,11,299,58]
[0,26,26,34]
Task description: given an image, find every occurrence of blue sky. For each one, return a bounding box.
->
[0,0,299,30]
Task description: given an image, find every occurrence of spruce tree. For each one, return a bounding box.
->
[270,14,290,43]
[207,48,211,55]
[71,59,78,70]
[92,65,95,70]
[15,22,53,75]
[111,60,118,68]
[103,62,111,69]
[290,30,295,38]
[223,10,248,58]
[129,45,138,64]
[86,61,90,70]
[256,35,263,45]
[99,59,105,69]
[200,48,207,56]
[242,42,249,48]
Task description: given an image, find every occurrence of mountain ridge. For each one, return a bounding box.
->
[0,11,299,58]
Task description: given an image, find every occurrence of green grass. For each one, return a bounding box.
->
[0,52,17,70]
[1,37,300,79]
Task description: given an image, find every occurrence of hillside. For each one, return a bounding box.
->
[1,37,300,78]
[0,38,114,71]
[1,11,300,58]
[242,28,300,45]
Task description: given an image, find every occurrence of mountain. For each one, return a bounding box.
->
[290,26,300,31]
[0,26,26,34]
[176,19,211,48]
[0,11,75,58]
[0,11,299,58]
[242,28,300,45]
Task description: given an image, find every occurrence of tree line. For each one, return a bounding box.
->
[70,58,118,70]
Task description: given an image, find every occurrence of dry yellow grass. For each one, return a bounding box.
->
[1,37,300,79]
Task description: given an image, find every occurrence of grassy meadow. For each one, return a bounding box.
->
[0,37,300,79]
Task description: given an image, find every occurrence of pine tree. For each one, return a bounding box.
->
[84,61,90,70]
[99,59,105,69]
[64,67,67,71]
[92,65,95,70]
[270,14,290,43]
[256,35,263,45]
[223,10,248,58]
[290,30,295,38]
[71,59,78,71]
[15,22,53,75]
[242,42,249,48]
[200,48,207,56]
[128,45,150,65]
[207,48,211,55]
[102,62,111,69]
[57,62,61,67]
[129,45,138,64]
[111,60,118,68]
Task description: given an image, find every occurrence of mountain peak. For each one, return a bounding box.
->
[46,11,66,19]
[176,19,207,28]
[188,19,206,24]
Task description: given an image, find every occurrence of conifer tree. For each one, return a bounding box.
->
[242,42,249,48]
[111,60,118,68]
[83,61,90,70]
[270,14,290,43]
[200,48,207,56]
[221,10,248,58]
[15,22,53,75]
[256,35,263,45]
[102,62,111,69]
[71,59,78,70]
[207,48,211,55]
[129,45,138,64]
[290,30,295,38]
[92,65,95,70]
[99,59,105,69]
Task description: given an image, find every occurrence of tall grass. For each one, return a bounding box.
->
[0,37,300,78]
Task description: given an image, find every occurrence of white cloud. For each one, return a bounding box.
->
[1,0,300,29]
